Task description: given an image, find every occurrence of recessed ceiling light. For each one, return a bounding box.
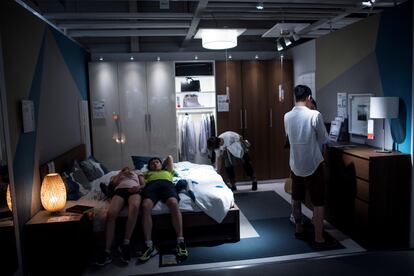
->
[99,56,103,61]
[130,56,134,61]
[256,3,264,10]
[228,54,232,59]
[195,55,198,60]
[255,55,259,59]
[157,56,160,61]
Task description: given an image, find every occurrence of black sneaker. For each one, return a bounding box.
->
[96,251,112,266]
[138,246,158,262]
[176,242,188,259]
[119,244,131,263]
[252,181,258,191]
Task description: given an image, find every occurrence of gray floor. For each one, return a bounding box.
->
[149,250,414,276]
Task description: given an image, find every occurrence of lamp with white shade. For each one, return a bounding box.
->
[369,97,399,153]
[194,29,246,50]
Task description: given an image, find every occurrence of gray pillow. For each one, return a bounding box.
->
[71,161,91,191]
[80,159,104,181]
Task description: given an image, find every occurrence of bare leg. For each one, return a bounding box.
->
[142,198,154,242]
[292,199,304,233]
[105,195,125,251]
[166,197,183,237]
[124,194,141,240]
[313,206,325,243]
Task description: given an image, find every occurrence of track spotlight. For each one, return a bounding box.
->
[284,37,292,47]
[277,40,283,51]
[362,0,375,7]
[292,33,300,41]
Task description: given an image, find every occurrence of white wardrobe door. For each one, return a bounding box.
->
[117,62,150,168]
[89,62,123,170]
[146,61,177,159]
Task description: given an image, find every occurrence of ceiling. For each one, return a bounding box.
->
[18,0,407,60]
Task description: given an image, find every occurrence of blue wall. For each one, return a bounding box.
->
[376,1,413,153]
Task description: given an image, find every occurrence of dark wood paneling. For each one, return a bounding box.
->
[215,61,243,135]
[242,61,269,180]
[215,61,247,182]
[267,60,293,179]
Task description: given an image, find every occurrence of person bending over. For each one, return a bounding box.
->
[138,155,188,262]
[207,131,257,191]
[96,167,145,265]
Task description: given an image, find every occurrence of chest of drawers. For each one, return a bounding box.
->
[326,145,410,248]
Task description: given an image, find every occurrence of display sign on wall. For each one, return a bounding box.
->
[22,100,35,133]
[92,100,106,119]
[217,95,229,112]
[337,93,347,118]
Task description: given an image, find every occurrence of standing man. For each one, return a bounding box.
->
[284,85,331,248]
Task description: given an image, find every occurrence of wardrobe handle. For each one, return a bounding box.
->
[269,109,273,128]
[240,109,243,129]
[148,114,152,132]
[144,114,148,132]
[244,109,247,129]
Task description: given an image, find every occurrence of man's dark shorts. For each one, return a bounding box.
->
[291,163,324,207]
[142,180,180,204]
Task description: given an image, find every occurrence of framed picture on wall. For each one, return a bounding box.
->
[348,94,373,136]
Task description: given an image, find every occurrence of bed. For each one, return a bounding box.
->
[40,144,240,243]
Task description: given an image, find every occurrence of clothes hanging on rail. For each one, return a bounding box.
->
[210,114,216,137]
[208,114,216,163]
[178,113,216,163]
[198,114,209,154]
[180,114,196,161]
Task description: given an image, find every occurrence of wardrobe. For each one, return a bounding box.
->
[215,60,293,181]
[89,61,177,170]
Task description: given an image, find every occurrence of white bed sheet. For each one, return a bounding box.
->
[66,162,233,231]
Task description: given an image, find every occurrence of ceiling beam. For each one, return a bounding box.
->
[44,12,194,20]
[57,22,192,30]
[67,29,188,37]
[129,0,139,53]
[181,0,209,47]
[297,5,365,35]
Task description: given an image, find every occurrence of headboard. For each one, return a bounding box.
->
[39,144,86,180]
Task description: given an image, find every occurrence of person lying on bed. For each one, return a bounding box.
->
[138,155,188,262]
[96,167,145,266]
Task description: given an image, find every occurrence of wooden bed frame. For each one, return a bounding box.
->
[40,144,240,244]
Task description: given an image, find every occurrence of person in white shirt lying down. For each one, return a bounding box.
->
[96,167,145,266]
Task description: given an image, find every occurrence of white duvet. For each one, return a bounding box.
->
[66,162,234,231]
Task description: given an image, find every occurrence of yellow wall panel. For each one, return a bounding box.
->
[316,14,380,91]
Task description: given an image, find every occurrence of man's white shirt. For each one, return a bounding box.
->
[284,106,328,177]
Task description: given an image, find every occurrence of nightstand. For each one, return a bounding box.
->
[25,210,94,275]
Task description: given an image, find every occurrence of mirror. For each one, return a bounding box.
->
[0,34,19,275]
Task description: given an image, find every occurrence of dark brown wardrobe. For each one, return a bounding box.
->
[215,60,293,181]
